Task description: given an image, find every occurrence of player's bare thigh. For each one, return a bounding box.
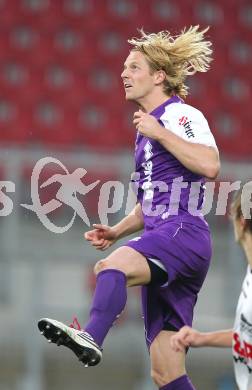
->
[150,330,186,387]
[94,246,151,287]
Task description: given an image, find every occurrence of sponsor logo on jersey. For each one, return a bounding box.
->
[141,141,154,201]
[241,314,252,336]
[144,141,153,160]
[233,332,252,373]
[161,211,170,220]
[179,116,195,139]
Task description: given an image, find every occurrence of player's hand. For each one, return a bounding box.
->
[170,326,203,352]
[133,110,164,140]
[84,224,117,251]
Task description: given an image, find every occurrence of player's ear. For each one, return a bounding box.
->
[154,70,166,85]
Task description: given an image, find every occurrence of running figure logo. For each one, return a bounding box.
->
[21,157,100,233]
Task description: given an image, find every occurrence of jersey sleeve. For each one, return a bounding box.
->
[159,103,217,148]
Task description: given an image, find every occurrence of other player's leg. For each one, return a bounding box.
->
[150,330,196,389]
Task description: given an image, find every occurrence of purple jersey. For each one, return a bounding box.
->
[133,95,217,231]
[126,96,216,346]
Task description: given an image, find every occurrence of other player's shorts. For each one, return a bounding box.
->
[125,218,212,348]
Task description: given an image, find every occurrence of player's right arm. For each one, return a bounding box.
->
[84,203,144,250]
[170,326,233,352]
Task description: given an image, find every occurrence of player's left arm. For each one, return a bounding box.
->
[133,109,220,180]
[157,129,220,179]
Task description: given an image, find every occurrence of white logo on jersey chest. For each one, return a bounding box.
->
[144,141,153,161]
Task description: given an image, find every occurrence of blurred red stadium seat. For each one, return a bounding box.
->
[0,0,249,159]
[29,97,77,147]
[211,106,252,160]
[141,0,192,32]
[71,99,125,150]
[0,91,31,144]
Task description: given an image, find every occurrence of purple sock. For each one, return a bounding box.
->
[84,269,127,347]
[159,375,196,390]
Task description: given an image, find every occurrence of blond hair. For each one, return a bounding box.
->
[128,26,213,100]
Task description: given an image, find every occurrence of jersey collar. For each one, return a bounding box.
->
[150,95,183,118]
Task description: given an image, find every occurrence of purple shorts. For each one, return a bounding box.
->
[126,218,212,348]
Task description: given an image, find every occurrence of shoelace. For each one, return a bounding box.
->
[69,316,81,331]
[70,317,103,351]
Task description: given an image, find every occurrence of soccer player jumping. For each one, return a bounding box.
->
[38,26,220,390]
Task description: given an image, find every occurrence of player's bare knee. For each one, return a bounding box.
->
[151,371,179,387]
[94,259,107,275]
[151,366,183,387]
[94,259,123,276]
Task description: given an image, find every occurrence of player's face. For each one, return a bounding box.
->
[121,51,157,103]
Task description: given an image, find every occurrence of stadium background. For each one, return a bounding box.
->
[0,0,251,389]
